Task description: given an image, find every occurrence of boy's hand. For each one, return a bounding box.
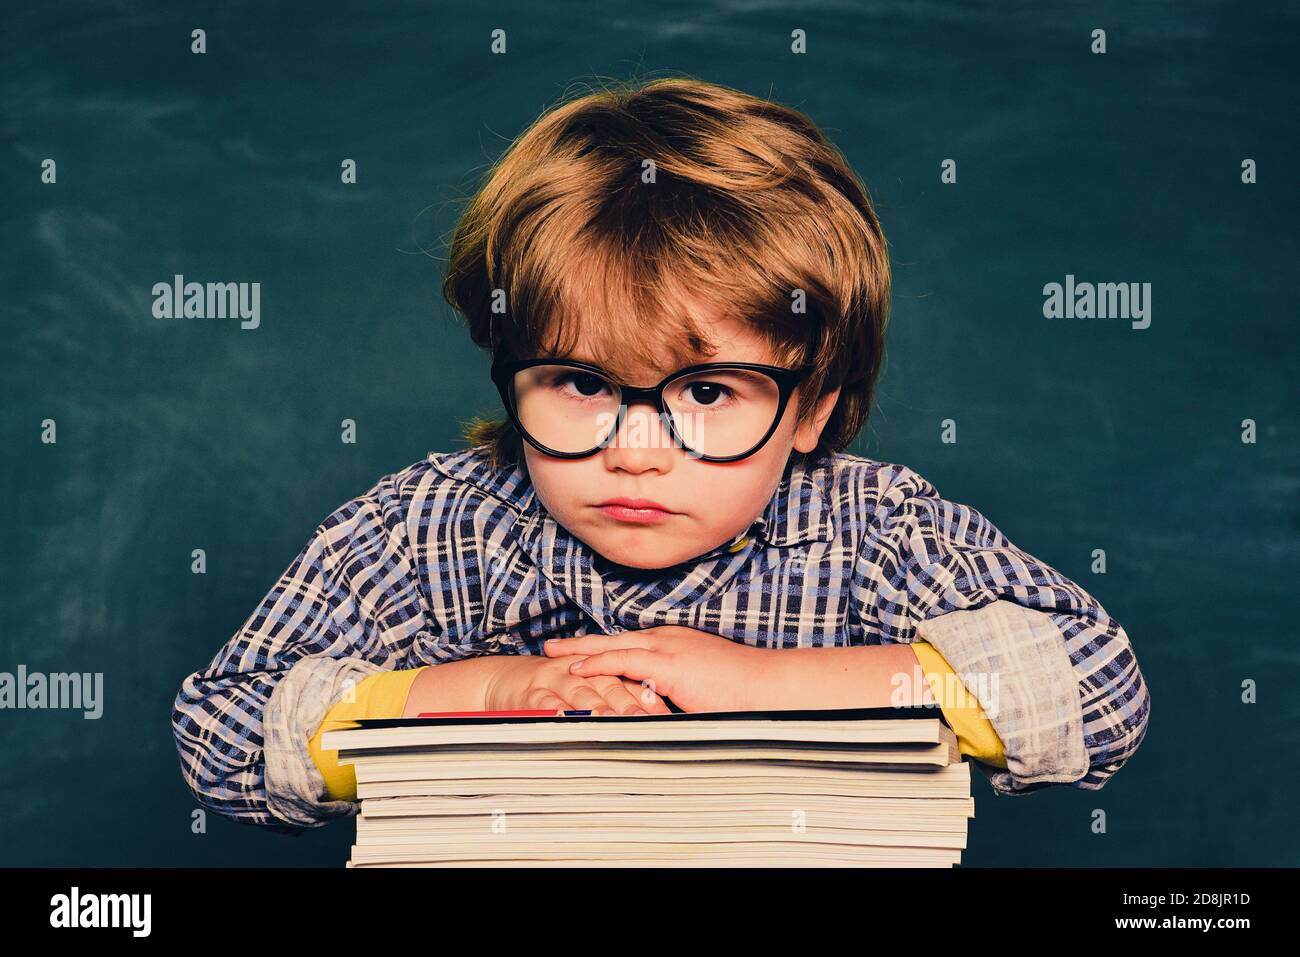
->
[482,654,672,716]
[544,626,769,712]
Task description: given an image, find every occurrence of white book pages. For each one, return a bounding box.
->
[359,792,976,819]
[355,810,971,833]
[323,715,952,752]
[346,842,963,866]
[351,824,969,850]
[347,858,958,868]
[340,739,957,766]
[356,764,972,800]
[353,757,953,783]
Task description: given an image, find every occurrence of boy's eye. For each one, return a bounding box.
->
[680,381,734,406]
[556,372,612,398]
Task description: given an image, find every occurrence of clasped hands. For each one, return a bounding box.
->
[479,626,927,716]
[482,626,771,716]
[545,626,769,713]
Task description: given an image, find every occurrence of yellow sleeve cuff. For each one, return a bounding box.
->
[910,641,1008,769]
[307,666,429,802]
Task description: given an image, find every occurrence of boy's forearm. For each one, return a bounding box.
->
[400,657,501,716]
[751,644,936,710]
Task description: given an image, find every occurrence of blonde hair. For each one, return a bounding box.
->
[443,75,891,470]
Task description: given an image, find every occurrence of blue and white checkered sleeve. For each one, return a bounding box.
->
[855,467,1150,796]
[170,471,433,831]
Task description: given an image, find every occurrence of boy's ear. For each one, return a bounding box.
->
[792,386,841,454]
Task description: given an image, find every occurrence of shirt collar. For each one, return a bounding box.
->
[747,452,836,548]
[426,446,540,512]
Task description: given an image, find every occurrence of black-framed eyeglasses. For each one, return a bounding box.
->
[490,358,815,462]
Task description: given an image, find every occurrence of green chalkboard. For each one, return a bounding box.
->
[1,0,1295,866]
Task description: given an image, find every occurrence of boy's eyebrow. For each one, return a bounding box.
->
[539,351,675,369]
[554,354,730,375]
[543,352,615,370]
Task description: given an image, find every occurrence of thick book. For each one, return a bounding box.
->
[321,706,957,751]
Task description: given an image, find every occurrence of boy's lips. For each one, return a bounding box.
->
[596,497,676,525]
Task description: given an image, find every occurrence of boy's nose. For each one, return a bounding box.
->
[604,401,677,455]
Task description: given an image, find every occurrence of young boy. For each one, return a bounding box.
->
[172,77,1149,833]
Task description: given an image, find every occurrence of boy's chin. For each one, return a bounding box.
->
[589,534,735,573]
[588,536,695,572]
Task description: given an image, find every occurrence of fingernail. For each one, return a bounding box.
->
[568,661,582,673]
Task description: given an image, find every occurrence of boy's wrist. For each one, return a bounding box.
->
[401,657,500,716]
[473,657,538,712]
[747,643,931,710]
[742,646,813,709]
[480,655,522,712]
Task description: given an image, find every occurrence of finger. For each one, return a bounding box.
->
[562,682,618,716]
[622,677,672,713]
[568,648,659,683]
[543,634,654,657]
[589,676,650,716]
[526,689,570,715]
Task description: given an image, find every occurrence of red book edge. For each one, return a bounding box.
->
[416,709,560,718]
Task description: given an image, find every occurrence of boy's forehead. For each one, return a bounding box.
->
[557,304,780,378]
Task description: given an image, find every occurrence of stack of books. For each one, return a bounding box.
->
[320,706,974,867]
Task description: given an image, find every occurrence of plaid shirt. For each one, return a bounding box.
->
[172,446,1150,832]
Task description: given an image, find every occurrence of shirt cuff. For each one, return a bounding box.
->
[910,640,1008,768]
[308,666,429,802]
[913,600,1089,795]
[264,654,387,827]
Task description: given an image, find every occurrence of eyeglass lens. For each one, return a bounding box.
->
[512,364,784,457]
